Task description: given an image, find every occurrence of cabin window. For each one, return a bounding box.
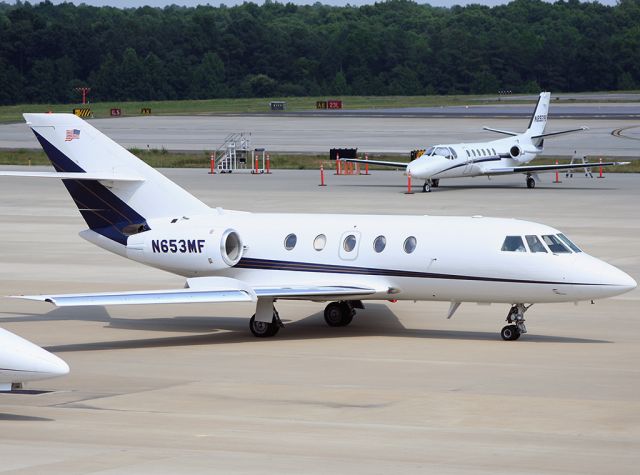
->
[557,233,582,252]
[284,233,297,250]
[313,234,326,251]
[525,235,547,253]
[542,235,571,253]
[373,235,386,253]
[501,236,526,252]
[472,149,476,157]
[492,148,497,155]
[466,150,470,157]
[343,234,357,252]
[476,149,481,156]
[403,236,417,254]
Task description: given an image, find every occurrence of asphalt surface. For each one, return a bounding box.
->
[0,167,638,473]
[1,114,639,156]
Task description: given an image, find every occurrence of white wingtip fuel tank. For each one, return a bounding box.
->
[0,327,69,391]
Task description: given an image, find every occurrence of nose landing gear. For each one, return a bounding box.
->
[501,303,531,341]
[422,179,439,193]
[526,174,536,189]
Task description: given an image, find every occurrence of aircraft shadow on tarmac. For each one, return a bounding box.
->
[338,182,617,191]
[0,413,53,422]
[7,303,608,353]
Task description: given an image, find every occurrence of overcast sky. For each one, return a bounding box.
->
[12,0,620,9]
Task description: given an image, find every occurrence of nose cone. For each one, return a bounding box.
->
[407,158,432,179]
[0,327,70,384]
[609,267,637,293]
[585,258,637,298]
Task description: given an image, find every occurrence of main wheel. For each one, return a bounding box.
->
[526,176,535,189]
[324,302,354,327]
[422,183,431,193]
[500,324,520,341]
[249,315,280,338]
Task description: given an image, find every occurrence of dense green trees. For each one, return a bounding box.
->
[0,0,638,105]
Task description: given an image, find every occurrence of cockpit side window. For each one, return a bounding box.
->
[542,235,571,253]
[557,233,582,252]
[435,146,451,158]
[501,236,526,252]
[525,235,547,253]
[449,147,457,159]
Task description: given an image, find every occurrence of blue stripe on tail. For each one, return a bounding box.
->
[33,130,149,245]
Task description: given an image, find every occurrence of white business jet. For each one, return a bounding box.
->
[0,114,635,342]
[347,92,628,192]
[0,327,69,391]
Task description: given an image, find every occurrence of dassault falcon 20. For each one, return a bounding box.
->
[346,92,629,192]
[0,114,635,342]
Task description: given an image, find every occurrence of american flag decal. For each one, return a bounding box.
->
[65,129,80,141]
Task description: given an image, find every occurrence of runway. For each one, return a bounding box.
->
[0,168,638,473]
[1,114,639,156]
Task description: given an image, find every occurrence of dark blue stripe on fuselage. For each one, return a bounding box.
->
[235,257,603,286]
[32,130,148,245]
[432,156,502,177]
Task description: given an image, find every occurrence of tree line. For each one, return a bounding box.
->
[0,0,639,105]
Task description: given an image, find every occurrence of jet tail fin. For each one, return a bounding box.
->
[22,114,210,244]
[525,92,551,138]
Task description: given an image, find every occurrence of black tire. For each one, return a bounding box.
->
[526,177,535,189]
[324,302,354,327]
[249,315,279,338]
[422,183,431,193]
[500,325,520,341]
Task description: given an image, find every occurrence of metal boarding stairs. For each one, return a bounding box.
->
[215,133,251,173]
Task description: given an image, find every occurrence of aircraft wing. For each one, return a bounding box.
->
[11,276,379,307]
[487,161,630,175]
[342,158,409,168]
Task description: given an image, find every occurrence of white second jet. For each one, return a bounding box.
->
[0,113,635,343]
[347,92,629,192]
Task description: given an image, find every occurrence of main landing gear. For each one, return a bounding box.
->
[500,303,531,341]
[248,300,364,337]
[323,300,362,327]
[526,174,536,189]
[249,308,283,338]
[422,179,439,193]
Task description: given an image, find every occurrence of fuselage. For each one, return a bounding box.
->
[406,135,538,180]
[83,212,636,305]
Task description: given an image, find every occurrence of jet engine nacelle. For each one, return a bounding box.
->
[509,145,522,159]
[126,226,244,275]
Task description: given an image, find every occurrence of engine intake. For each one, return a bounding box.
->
[509,145,521,158]
[221,229,243,266]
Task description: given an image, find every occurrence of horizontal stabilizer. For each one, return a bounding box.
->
[344,158,409,168]
[530,126,588,139]
[483,127,519,136]
[0,171,145,182]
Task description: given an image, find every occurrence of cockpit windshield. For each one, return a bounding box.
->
[557,233,582,252]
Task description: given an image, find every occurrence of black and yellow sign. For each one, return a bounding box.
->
[410,149,426,160]
[141,108,152,115]
[72,108,92,118]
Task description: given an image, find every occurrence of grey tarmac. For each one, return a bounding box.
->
[0,168,639,474]
[1,114,640,156]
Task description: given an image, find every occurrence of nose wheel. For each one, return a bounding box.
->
[500,304,531,341]
[526,175,536,189]
[422,179,438,193]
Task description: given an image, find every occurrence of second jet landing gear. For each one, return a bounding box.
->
[422,179,439,193]
[500,303,531,341]
[526,174,536,189]
[324,300,363,327]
